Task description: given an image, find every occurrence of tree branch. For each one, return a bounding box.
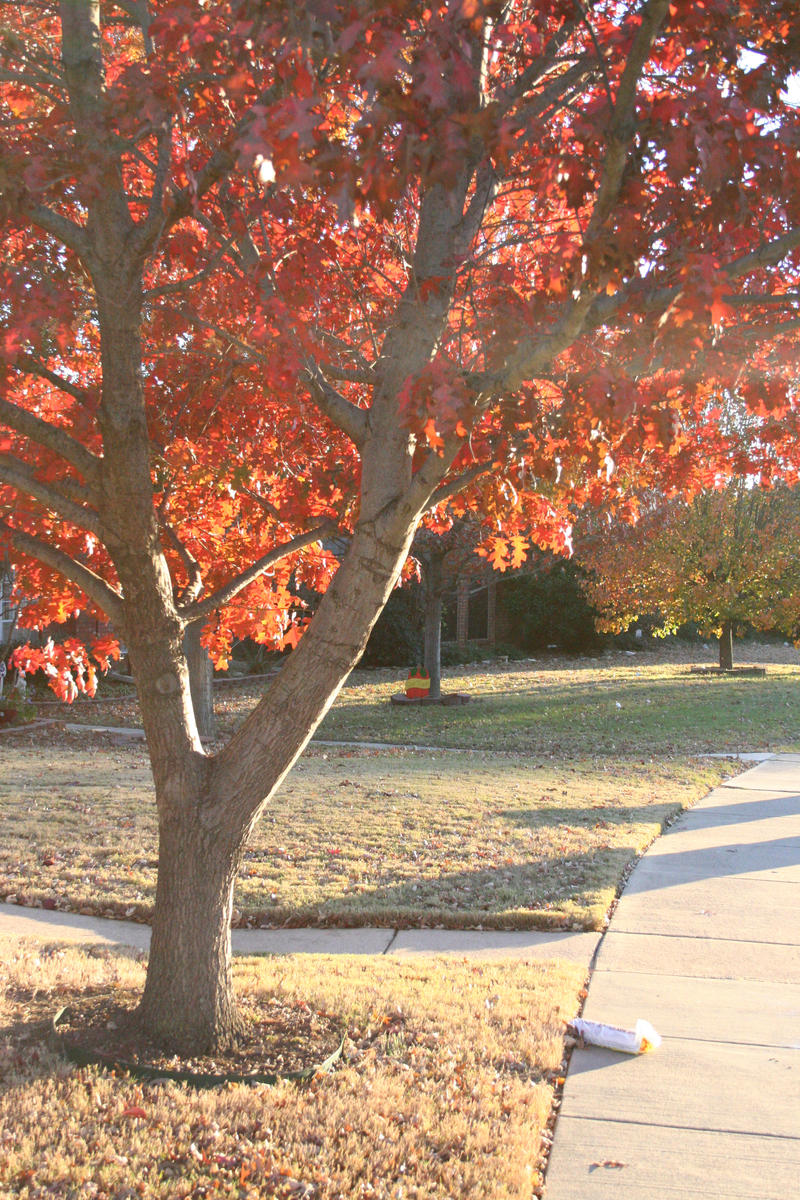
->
[493,0,674,392]
[144,236,237,298]
[427,462,493,509]
[0,455,101,534]
[182,308,369,446]
[158,504,204,604]
[11,355,93,406]
[27,205,90,258]
[0,395,101,489]
[584,226,800,335]
[389,436,464,531]
[1,523,123,624]
[301,363,369,446]
[178,521,337,625]
[726,227,800,280]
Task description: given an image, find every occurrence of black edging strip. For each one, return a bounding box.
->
[51,1007,345,1089]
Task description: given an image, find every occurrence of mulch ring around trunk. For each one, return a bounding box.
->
[49,990,346,1088]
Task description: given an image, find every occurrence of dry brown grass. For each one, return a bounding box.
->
[0,736,731,930]
[0,938,582,1199]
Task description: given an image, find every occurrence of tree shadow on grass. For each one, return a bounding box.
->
[0,943,142,1089]
[259,849,638,931]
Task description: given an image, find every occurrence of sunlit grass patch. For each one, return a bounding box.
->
[0,939,583,1199]
[0,741,731,930]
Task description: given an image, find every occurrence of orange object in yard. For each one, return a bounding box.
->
[405,667,430,699]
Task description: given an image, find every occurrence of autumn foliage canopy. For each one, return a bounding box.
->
[1,1,800,702]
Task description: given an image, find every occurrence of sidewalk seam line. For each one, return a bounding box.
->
[563,1114,800,1141]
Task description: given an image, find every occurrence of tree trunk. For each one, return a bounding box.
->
[719,621,734,670]
[136,518,429,1050]
[184,621,215,741]
[421,555,443,699]
[423,592,443,699]
[456,576,470,648]
[486,579,496,646]
[138,803,242,1051]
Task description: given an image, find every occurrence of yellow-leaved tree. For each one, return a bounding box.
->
[579,481,800,669]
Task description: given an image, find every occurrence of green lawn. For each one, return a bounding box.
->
[314,654,800,755]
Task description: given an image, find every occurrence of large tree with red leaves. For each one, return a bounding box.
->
[2,0,800,1050]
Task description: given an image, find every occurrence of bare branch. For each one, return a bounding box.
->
[179,521,337,625]
[158,503,204,604]
[1,523,123,624]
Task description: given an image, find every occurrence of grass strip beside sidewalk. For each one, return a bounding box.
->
[0,939,582,1200]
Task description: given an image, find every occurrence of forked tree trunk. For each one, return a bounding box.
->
[133,518,427,1051]
[718,620,734,670]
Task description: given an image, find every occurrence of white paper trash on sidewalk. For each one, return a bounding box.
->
[570,1017,662,1054]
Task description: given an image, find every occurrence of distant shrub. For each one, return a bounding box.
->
[0,690,36,726]
[499,562,607,654]
[360,585,424,668]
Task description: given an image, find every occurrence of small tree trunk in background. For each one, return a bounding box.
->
[486,580,496,646]
[424,592,443,699]
[184,621,215,740]
[719,621,734,670]
[422,557,443,699]
[456,576,469,649]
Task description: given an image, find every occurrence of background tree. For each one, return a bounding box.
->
[412,513,500,699]
[579,481,800,668]
[2,0,800,1052]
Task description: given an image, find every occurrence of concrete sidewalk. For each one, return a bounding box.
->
[0,902,601,966]
[544,754,800,1200]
